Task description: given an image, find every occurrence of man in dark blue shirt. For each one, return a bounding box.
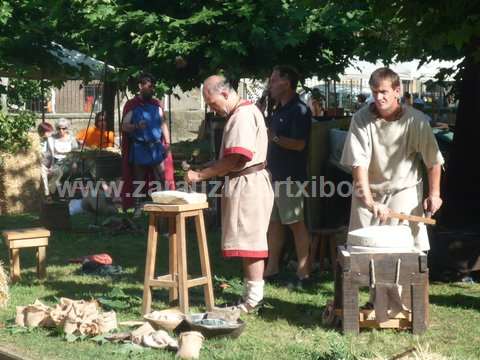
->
[265,65,312,288]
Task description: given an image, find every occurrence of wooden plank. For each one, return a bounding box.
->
[8,237,49,249]
[37,246,46,279]
[143,202,208,213]
[424,271,430,326]
[338,249,351,271]
[411,283,428,334]
[342,272,359,334]
[168,216,179,303]
[142,214,158,315]
[2,227,50,241]
[360,318,411,329]
[194,211,215,311]
[419,253,428,273]
[187,276,208,288]
[149,279,177,288]
[349,253,419,275]
[176,213,189,314]
[335,309,411,321]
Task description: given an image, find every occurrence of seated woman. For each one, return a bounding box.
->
[49,118,79,193]
[76,111,115,148]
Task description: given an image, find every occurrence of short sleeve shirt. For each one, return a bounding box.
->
[340,104,444,192]
[267,95,312,181]
[219,102,267,168]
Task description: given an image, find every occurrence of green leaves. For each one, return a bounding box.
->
[97,287,142,312]
[0,1,13,24]
[0,111,36,154]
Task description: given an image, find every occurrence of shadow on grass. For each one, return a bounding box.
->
[41,280,117,300]
[430,293,480,310]
[259,296,326,329]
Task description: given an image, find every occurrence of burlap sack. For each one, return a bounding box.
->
[79,321,100,336]
[24,302,50,327]
[97,311,117,334]
[153,330,178,349]
[15,306,26,327]
[176,331,204,359]
[131,322,155,345]
[63,315,79,334]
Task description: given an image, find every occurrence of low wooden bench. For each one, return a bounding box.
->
[1,227,50,282]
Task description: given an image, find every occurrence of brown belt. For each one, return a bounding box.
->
[227,161,267,179]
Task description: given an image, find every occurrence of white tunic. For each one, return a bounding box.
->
[220,102,274,258]
[340,104,444,250]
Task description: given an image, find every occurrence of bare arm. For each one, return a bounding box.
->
[424,164,443,215]
[352,165,391,221]
[185,154,248,183]
[121,111,136,133]
[268,129,306,151]
[352,166,374,209]
[161,122,171,147]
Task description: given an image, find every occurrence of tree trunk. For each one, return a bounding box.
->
[102,81,117,131]
[441,57,480,227]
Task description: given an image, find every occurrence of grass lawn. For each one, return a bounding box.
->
[0,212,479,360]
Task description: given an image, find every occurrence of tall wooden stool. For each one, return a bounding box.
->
[1,227,50,282]
[142,202,215,315]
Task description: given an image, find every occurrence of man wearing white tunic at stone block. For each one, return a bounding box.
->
[340,68,444,251]
[185,75,274,313]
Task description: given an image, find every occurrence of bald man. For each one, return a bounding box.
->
[185,75,274,313]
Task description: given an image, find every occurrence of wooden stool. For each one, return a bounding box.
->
[1,227,50,282]
[142,202,215,315]
[334,247,429,334]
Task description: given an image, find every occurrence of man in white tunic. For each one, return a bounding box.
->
[340,68,444,251]
[185,75,274,312]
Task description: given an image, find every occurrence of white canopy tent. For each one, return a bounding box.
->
[342,59,460,83]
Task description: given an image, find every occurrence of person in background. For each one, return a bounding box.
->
[121,73,172,217]
[48,118,79,194]
[265,65,312,289]
[37,122,56,200]
[308,88,325,117]
[76,111,115,148]
[355,94,368,110]
[403,92,413,105]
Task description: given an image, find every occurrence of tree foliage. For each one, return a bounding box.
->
[0,111,36,154]
[3,1,367,91]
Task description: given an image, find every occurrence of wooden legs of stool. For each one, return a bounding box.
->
[142,215,159,314]
[412,272,429,335]
[168,216,178,303]
[195,213,214,311]
[8,247,46,282]
[177,213,189,314]
[142,211,215,315]
[9,249,20,282]
[341,272,359,334]
[37,247,46,279]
